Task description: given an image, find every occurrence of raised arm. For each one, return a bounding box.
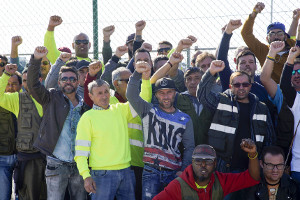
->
[260,41,285,98]
[102,25,115,64]
[27,46,50,106]
[133,20,146,54]
[44,15,63,65]
[218,19,242,91]
[288,9,300,38]
[10,36,24,73]
[45,52,71,89]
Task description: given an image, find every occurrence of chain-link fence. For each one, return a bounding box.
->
[1,0,298,70]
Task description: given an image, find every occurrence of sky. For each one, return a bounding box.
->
[1,0,298,68]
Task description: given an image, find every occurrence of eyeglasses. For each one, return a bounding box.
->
[158,48,171,54]
[193,158,215,166]
[292,69,300,76]
[75,40,89,45]
[268,31,285,37]
[60,76,77,83]
[263,162,285,170]
[42,61,49,65]
[231,82,251,88]
[117,79,129,83]
[0,62,7,67]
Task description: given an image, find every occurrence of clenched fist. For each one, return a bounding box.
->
[269,41,285,56]
[59,52,72,63]
[103,25,115,42]
[225,19,242,34]
[48,15,63,31]
[11,36,23,47]
[135,20,146,34]
[88,61,102,77]
[169,52,184,66]
[253,2,265,14]
[115,45,128,58]
[4,64,18,76]
[209,60,225,75]
[135,61,151,74]
[34,46,48,60]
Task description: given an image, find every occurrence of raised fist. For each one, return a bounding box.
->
[293,8,300,20]
[59,52,72,63]
[169,52,184,66]
[115,45,128,58]
[135,20,146,33]
[11,36,23,47]
[269,41,285,54]
[34,46,48,60]
[288,46,300,61]
[253,2,265,14]
[240,138,257,154]
[49,15,63,27]
[209,60,225,75]
[4,64,18,76]
[88,61,102,77]
[103,25,115,38]
[225,19,242,34]
[187,35,197,44]
[141,42,152,52]
[177,38,194,52]
[135,61,151,74]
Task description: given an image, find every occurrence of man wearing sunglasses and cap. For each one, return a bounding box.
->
[241,2,299,83]
[154,139,260,200]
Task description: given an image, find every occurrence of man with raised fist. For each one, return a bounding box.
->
[127,49,195,199]
[197,60,275,199]
[241,2,298,83]
[27,46,90,200]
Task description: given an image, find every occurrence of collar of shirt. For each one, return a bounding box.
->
[92,104,109,110]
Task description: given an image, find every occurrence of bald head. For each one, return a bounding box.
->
[72,33,91,58]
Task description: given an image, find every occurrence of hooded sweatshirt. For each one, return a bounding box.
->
[153,164,259,200]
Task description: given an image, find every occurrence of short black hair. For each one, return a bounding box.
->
[59,66,79,80]
[230,71,252,84]
[66,60,78,68]
[184,67,203,79]
[0,55,8,63]
[236,50,256,65]
[261,146,285,163]
[134,48,152,61]
[158,41,173,49]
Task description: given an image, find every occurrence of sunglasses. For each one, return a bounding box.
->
[42,61,49,65]
[268,31,285,37]
[193,158,215,166]
[0,62,7,67]
[158,48,171,54]
[292,69,300,75]
[60,76,77,83]
[231,82,251,88]
[118,79,129,83]
[75,40,89,45]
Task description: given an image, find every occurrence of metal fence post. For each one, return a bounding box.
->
[93,0,99,60]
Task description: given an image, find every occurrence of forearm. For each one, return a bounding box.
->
[150,62,172,84]
[10,57,24,73]
[140,79,152,103]
[100,55,120,89]
[260,55,277,98]
[45,58,65,89]
[44,30,60,65]
[133,40,143,55]
[248,153,260,181]
[280,62,296,107]
[102,41,112,64]
[10,45,18,59]
[84,73,97,107]
[181,120,195,171]
[288,18,299,38]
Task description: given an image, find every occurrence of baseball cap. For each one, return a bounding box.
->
[75,60,90,71]
[154,77,176,93]
[126,33,135,44]
[267,22,285,33]
[192,144,216,159]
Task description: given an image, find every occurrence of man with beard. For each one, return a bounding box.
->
[197,60,275,198]
[27,46,90,199]
[241,2,298,83]
[126,49,195,199]
[153,139,260,200]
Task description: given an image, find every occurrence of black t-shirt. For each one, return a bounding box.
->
[231,102,251,170]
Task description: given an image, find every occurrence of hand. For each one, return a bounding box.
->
[59,52,72,63]
[209,60,225,75]
[253,2,265,14]
[225,19,242,34]
[115,45,128,58]
[240,138,257,155]
[11,36,23,47]
[268,41,285,57]
[142,63,151,80]
[135,61,151,74]
[293,8,300,20]
[48,15,63,28]
[141,42,152,52]
[4,64,18,76]
[103,25,115,41]
[34,46,48,60]
[221,24,227,34]
[287,46,300,63]
[177,38,194,52]
[169,52,184,66]
[135,20,146,34]
[187,35,197,44]
[84,177,96,194]
[88,61,102,77]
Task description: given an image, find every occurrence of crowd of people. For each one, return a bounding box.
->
[1,2,300,200]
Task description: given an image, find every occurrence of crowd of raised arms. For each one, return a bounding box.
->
[1,2,300,200]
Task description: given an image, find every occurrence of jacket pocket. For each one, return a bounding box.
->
[0,137,12,154]
[20,113,32,128]
[16,132,34,151]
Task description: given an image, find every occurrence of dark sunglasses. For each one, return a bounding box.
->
[292,69,300,76]
[118,79,129,83]
[75,40,89,45]
[232,82,251,88]
[60,76,77,83]
[0,62,7,67]
[42,61,49,65]
[158,48,171,53]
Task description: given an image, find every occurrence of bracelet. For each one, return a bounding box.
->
[253,8,258,13]
[3,70,12,77]
[167,61,173,68]
[266,55,275,62]
[248,152,258,159]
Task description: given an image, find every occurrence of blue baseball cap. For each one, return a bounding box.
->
[267,22,285,33]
